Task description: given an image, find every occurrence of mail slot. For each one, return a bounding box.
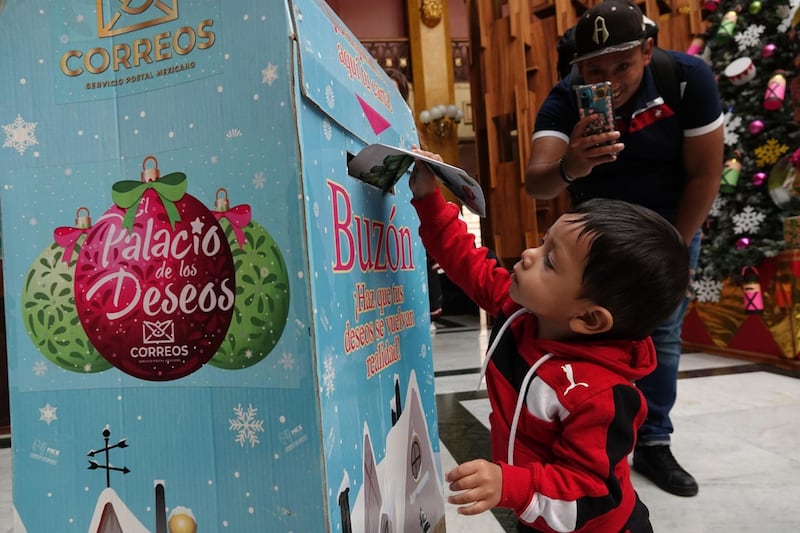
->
[0,1,446,531]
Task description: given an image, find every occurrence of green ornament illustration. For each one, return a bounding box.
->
[22,208,111,373]
[209,189,291,369]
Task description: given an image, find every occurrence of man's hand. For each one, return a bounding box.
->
[445,459,503,515]
[409,146,442,199]
[563,114,625,179]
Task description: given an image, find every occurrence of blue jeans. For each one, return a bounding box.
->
[636,231,701,445]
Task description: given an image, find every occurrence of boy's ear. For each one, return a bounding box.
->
[569,305,613,336]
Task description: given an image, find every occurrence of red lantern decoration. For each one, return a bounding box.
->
[741,266,764,313]
[764,72,787,111]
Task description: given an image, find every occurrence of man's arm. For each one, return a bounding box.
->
[674,123,724,244]
[524,136,570,199]
[525,116,622,199]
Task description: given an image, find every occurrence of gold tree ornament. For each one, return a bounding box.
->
[421,0,443,28]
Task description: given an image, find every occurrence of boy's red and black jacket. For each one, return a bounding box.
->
[413,190,656,533]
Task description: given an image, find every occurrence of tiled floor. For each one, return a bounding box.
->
[2,313,800,532]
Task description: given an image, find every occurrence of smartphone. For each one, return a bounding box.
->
[575,81,615,137]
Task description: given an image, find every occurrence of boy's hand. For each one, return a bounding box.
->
[409,146,441,199]
[445,459,502,515]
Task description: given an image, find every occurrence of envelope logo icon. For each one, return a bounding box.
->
[96,0,179,38]
[143,320,175,344]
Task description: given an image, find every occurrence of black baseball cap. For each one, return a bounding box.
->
[571,0,646,64]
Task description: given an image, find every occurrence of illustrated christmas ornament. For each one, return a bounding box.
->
[741,266,764,313]
[748,1,762,15]
[748,119,765,135]
[73,156,236,381]
[764,72,787,111]
[716,11,738,42]
[209,188,291,369]
[702,0,720,12]
[22,208,112,373]
[724,57,756,86]
[753,172,767,186]
[761,43,776,58]
[720,155,741,193]
[736,237,751,250]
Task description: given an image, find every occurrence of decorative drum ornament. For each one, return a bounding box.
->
[724,57,756,86]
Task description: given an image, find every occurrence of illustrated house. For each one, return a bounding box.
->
[88,487,149,533]
[340,370,445,532]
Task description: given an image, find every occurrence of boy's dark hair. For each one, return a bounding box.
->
[384,67,410,102]
[565,198,689,340]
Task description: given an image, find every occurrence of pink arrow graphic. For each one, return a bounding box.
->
[356,94,391,135]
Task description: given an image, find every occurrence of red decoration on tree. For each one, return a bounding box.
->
[741,266,764,313]
[748,119,765,134]
[764,71,787,111]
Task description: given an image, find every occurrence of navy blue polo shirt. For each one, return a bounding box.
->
[533,51,723,222]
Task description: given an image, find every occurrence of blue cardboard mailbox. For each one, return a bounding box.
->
[0,0,446,531]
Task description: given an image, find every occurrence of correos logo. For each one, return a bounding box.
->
[60,0,216,77]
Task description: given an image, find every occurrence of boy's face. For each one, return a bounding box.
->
[509,215,592,335]
[577,39,653,109]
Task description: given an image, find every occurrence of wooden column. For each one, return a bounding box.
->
[407,0,458,167]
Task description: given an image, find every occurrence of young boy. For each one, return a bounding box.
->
[410,149,688,532]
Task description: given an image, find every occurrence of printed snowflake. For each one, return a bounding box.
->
[735,24,765,50]
[723,113,741,146]
[32,361,48,376]
[325,85,335,108]
[262,63,279,86]
[277,352,296,370]
[322,355,335,398]
[778,2,797,32]
[252,171,266,189]
[3,114,38,155]
[709,195,727,217]
[39,403,57,425]
[322,118,333,140]
[693,277,723,303]
[229,403,264,447]
[733,206,766,234]
[225,128,243,140]
[754,138,789,167]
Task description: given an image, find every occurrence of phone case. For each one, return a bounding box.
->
[575,81,615,136]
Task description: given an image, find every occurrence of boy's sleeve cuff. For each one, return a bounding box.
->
[499,462,534,511]
[410,188,446,213]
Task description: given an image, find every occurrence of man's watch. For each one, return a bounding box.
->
[559,154,577,183]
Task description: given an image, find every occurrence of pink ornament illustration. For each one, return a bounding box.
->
[73,157,236,381]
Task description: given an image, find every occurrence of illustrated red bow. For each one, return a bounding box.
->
[213,204,252,248]
[54,226,90,264]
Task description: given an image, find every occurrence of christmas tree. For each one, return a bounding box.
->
[693,0,800,297]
